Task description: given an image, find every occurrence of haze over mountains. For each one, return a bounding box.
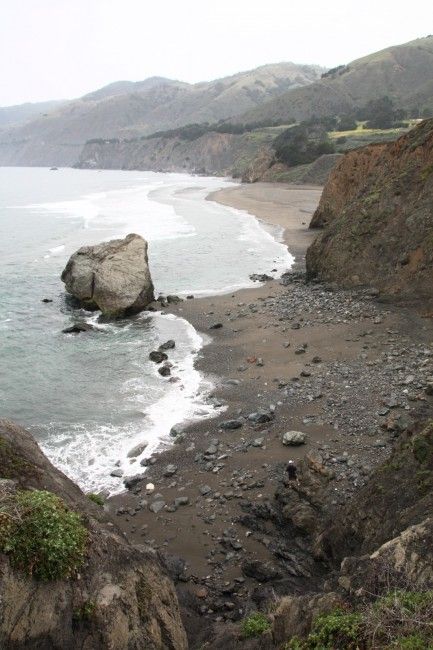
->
[0,36,432,169]
[0,63,323,166]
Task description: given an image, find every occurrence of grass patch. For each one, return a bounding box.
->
[87,493,105,506]
[241,612,271,639]
[0,489,88,581]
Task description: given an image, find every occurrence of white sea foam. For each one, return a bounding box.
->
[22,183,196,241]
[40,311,223,494]
[3,169,295,494]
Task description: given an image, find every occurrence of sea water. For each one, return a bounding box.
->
[0,167,293,493]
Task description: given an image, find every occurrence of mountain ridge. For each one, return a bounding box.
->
[0,62,323,167]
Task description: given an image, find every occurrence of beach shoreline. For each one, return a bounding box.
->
[107,181,433,638]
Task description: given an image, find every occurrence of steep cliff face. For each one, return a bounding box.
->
[309,144,387,228]
[77,130,279,177]
[307,119,433,305]
[0,420,187,650]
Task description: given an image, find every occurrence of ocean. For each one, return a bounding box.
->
[0,167,293,493]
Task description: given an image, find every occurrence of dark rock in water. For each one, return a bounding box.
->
[241,559,282,582]
[149,350,168,364]
[159,339,176,350]
[249,273,273,282]
[166,295,183,304]
[220,419,243,430]
[110,468,124,478]
[123,474,145,490]
[62,322,96,334]
[61,233,154,318]
[209,322,223,330]
[41,298,53,303]
[186,295,194,300]
[158,363,171,377]
[127,442,148,458]
[170,424,186,438]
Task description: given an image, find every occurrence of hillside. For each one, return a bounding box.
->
[0,63,322,167]
[0,420,187,648]
[306,118,433,305]
[0,99,66,129]
[238,36,433,126]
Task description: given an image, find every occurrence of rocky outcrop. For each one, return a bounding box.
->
[241,149,274,183]
[0,419,187,649]
[306,119,433,305]
[308,145,386,228]
[61,233,155,317]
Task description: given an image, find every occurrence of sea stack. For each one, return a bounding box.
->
[61,233,155,317]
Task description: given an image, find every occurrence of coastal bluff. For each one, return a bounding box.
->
[61,232,155,317]
[306,118,433,305]
[0,419,187,649]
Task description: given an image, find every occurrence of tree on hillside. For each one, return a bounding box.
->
[273,122,335,166]
[358,96,403,129]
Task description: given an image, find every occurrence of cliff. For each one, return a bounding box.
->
[0,420,187,649]
[77,129,282,177]
[306,118,433,305]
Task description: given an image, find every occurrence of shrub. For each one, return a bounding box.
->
[273,122,335,166]
[307,609,362,649]
[1,489,88,581]
[88,493,105,506]
[241,612,271,638]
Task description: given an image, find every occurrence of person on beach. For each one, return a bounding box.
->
[286,460,299,486]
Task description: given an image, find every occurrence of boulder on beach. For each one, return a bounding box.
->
[61,233,154,317]
[281,430,308,446]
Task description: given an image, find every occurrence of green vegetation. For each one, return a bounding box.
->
[241,612,271,638]
[0,489,88,581]
[273,122,335,166]
[87,493,105,506]
[73,600,96,621]
[287,609,361,649]
[286,590,433,649]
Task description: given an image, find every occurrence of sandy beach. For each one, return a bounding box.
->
[108,182,433,641]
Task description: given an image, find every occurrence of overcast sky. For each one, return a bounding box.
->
[0,0,431,106]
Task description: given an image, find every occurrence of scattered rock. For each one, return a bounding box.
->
[149,500,165,514]
[163,464,178,477]
[158,363,172,377]
[220,419,243,430]
[127,442,148,458]
[149,350,168,364]
[174,496,189,507]
[281,431,308,446]
[62,322,96,334]
[159,340,175,350]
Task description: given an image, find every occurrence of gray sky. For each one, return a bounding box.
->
[1,0,432,106]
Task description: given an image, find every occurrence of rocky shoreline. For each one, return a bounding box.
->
[105,183,433,646]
